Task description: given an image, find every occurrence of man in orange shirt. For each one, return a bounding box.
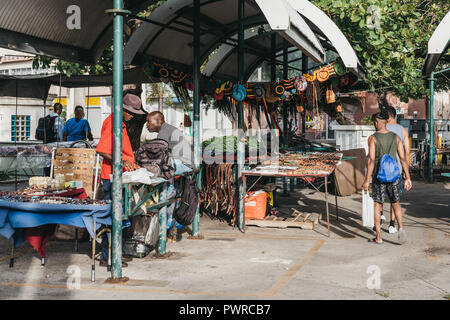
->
[96,93,146,267]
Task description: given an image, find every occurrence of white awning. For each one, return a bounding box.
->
[124,0,364,81]
[423,10,450,76]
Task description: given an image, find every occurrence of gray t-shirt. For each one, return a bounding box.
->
[157,122,192,165]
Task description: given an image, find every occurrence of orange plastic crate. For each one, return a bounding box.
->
[245,191,267,220]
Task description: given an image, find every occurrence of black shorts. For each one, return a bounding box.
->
[372,178,401,204]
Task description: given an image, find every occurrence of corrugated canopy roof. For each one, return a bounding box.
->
[124,0,364,81]
[0,0,155,64]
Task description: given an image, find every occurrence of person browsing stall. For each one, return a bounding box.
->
[63,106,93,142]
[96,93,145,267]
[146,111,193,169]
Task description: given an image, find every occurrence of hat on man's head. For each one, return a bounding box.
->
[123,93,146,115]
[74,106,84,112]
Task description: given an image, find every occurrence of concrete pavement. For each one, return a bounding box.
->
[0,180,448,300]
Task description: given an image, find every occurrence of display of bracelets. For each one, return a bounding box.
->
[0,192,110,205]
[259,152,342,175]
[0,186,75,198]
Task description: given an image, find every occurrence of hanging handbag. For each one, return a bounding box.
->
[326,85,336,104]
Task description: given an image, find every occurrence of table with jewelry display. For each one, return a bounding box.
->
[0,186,111,280]
[242,152,343,237]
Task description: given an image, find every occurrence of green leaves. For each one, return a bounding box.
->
[312,0,450,100]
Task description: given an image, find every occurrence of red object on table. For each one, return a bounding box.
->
[23,188,87,257]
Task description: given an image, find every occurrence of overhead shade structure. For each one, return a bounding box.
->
[124,0,364,81]
[0,0,156,64]
[0,74,52,100]
[0,67,157,99]
[422,10,450,76]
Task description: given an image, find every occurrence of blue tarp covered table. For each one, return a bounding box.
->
[0,199,111,257]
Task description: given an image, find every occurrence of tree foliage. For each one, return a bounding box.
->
[312,0,450,102]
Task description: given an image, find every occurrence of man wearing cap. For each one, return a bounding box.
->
[96,93,145,267]
[362,110,412,245]
[63,106,93,142]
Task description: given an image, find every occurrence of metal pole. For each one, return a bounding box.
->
[158,183,167,254]
[428,72,435,183]
[111,0,124,279]
[237,0,245,232]
[192,0,201,237]
[301,54,308,136]
[282,40,291,194]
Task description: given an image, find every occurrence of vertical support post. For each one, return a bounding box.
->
[9,239,14,268]
[271,34,276,82]
[91,219,96,282]
[192,0,201,237]
[325,175,330,237]
[301,54,308,136]
[282,40,291,194]
[237,0,245,232]
[428,73,435,183]
[270,33,277,188]
[111,0,124,279]
[158,183,168,254]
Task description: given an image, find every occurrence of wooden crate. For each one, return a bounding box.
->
[246,209,320,230]
[52,148,97,198]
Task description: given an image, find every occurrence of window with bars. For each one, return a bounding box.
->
[11,115,31,142]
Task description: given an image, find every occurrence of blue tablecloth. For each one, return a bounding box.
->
[0,200,112,246]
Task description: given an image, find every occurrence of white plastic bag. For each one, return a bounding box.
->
[362,190,374,228]
[122,168,154,185]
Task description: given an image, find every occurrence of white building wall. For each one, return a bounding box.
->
[0,97,54,142]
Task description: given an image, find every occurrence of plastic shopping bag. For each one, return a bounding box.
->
[362,190,374,228]
[122,168,154,185]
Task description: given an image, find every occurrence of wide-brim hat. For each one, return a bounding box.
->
[123,93,146,115]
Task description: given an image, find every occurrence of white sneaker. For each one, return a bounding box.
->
[388,226,398,234]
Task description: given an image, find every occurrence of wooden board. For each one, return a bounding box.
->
[246,211,320,230]
[334,148,367,196]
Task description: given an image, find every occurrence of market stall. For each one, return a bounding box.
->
[242,152,343,237]
[0,0,365,279]
[0,186,111,276]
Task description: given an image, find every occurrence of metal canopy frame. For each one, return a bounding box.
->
[124,0,363,81]
[0,0,157,64]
